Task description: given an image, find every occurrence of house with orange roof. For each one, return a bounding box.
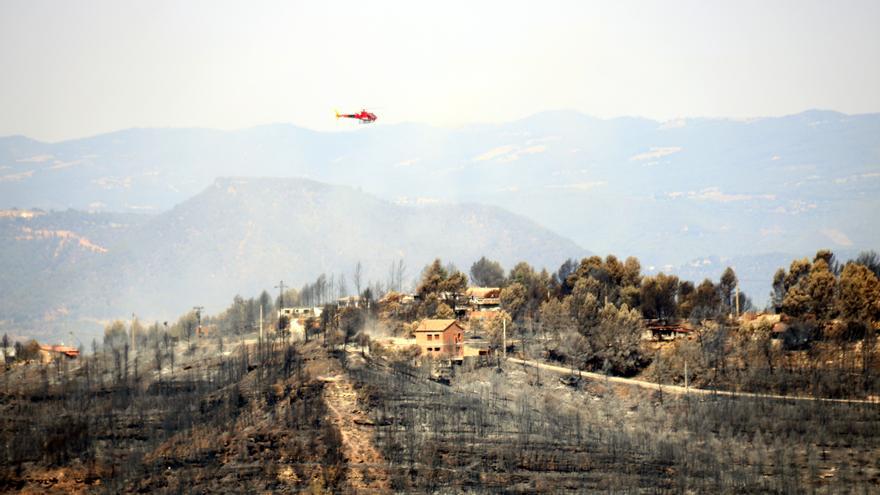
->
[414,319,464,359]
[39,344,80,361]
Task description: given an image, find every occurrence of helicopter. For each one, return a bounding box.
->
[335,108,377,124]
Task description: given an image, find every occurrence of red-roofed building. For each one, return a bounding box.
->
[39,345,79,359]
[414,319,464,359]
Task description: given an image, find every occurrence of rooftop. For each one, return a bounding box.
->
[467,287,501,298]
[414,319,459,332]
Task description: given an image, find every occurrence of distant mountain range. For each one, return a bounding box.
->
[2,109,877,268]
[2,110,877,340]
[0,178,586,342]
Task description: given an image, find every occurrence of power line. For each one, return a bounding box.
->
[275,280,288,309]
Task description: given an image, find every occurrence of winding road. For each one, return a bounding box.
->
[506,357,880,405]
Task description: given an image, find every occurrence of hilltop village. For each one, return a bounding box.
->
[2,252,879,492]
[7,251,879,397]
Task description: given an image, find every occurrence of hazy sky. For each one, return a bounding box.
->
[2,0,879,141]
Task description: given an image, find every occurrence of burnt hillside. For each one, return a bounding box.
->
[2,335,878,493]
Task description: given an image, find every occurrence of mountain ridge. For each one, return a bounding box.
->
[0,176,587,341]
[2,108,877,328]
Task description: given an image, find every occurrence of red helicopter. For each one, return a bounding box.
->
[335,108,377,124]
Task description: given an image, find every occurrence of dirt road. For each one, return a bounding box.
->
[507,357,880,405]
[320,372,391,494]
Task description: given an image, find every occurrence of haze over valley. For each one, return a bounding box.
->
[1,109,877,339]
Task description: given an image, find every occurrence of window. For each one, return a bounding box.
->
[427,334,432,341]
[434,347,441,352]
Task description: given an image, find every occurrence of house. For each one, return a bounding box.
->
[466,287,501,311]
[643,320,691,341]
[38,345,79,361]
[1,346,15,364]
[196,324,216,338]
[279,306,323,319]
[414,319,465,359]
[337,296,362,308]
[468,310,502,325]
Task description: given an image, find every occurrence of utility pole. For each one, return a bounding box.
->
[131,313,137,353]
[259,304,263,342]
[193,306,204,339]
[735,284,741,318]
[275,281,288,313]
[502,318,507,360]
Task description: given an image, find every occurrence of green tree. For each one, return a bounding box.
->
[591,303,646,375]
[569,280,600,330]
[469,256,506,287]
[640,273,679,320]
[506,261,552,320]
[440,270,468,295]
[785,258,812,290]
[570,333,593,374]
[771,268,786,312]
[571,256,609,302]
[805,260,836,320]
[500,282,527,321]
[103,320,127,350]
[278,314,290,332]
[16,340,41,361]
[509,261,539,287]
[622,256,642,287]
[259,290,273,318]
[604,255,626,286]
[691,279,721,319]
[854,250,880,278]
[837,263,880,323]
[417,259,448,297]
[778,256,837,321]
[677,280,696,318]
[719,267,738,311]
[538,297,574,357]
[782,285,811,318]
[619,285,641,309]
[435,303,455,319]
[173,311,199,342]
[554,258,579,295]
[416,259,467,316]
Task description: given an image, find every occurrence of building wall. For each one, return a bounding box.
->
[415,324,464,358]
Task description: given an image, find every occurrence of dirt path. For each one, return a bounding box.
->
[507,357,880,405]
[319,373,391,494]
